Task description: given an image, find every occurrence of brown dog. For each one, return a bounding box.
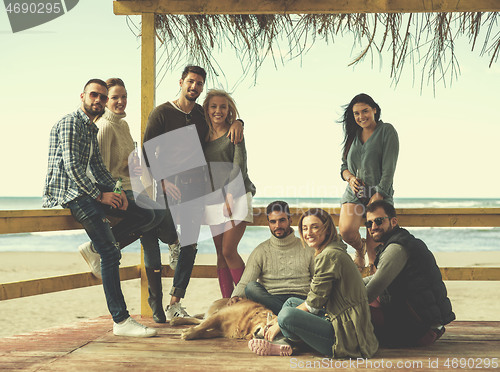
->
[171,298,273,340]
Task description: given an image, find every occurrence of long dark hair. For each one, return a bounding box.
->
[340,93,381,159]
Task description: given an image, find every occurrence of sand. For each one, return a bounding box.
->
[1,251,499,339]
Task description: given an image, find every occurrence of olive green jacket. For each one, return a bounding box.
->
[306,241,379,358]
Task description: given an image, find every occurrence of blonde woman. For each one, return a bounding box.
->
[202,90,256,298]
[249,208,378,358]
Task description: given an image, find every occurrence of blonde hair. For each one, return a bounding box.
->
[203,89,239,135]
[298,208,339,254]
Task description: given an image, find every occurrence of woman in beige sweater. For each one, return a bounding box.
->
[94,78,168,323]
[249,208,378,358]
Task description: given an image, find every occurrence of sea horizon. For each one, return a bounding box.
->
[2,195,500,210]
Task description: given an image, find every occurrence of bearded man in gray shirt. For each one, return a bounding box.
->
[363,200,455,347]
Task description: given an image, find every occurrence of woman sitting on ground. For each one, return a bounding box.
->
[248,208,378,358]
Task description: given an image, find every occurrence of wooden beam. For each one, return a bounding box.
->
[2,208,500,234]
[0,265,141,301]
[2,264,499,301]
[440,267,500,281]
[0,209,123,234]
[250,207,500,228]
[0,209,81,234]
[141,13,156,143]
[113,0,500,16]
[140,13,156,317]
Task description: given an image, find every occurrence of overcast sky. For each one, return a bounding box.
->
[1,1,499,199]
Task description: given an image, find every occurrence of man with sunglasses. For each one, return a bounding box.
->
[142,66,244,321]
[363,200,455,347]
[43,79,157,337]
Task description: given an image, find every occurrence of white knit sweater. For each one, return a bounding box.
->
[95,108,135,190]
[232,229,315,297]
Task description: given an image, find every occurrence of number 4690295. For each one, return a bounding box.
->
[5,2,62,14]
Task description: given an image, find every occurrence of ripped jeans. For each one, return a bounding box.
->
[66,195,142,323]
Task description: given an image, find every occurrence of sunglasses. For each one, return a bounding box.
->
[364,216,389,229]
[87,91,108,101]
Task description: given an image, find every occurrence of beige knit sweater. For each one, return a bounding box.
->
[232,229,315,297]
[95,108,135,190]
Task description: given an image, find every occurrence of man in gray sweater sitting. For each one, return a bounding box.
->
[229,201,315,314]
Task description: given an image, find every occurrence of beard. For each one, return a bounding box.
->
[185,90,200,102]
[272,227,291,239]
[83,102,104,117]
[371,225,393,243]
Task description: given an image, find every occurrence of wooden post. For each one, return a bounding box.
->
[140,12,156,318]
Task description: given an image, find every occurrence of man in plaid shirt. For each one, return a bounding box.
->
[42,79,157,338]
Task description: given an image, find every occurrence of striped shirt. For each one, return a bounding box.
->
[42,108,115,208]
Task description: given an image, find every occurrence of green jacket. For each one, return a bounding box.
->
[307,241,379,358]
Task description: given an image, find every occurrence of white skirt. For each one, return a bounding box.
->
[204,192,253,225]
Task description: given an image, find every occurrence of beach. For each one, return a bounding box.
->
[1,251,499,339]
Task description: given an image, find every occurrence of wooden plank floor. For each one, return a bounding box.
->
[1,318,499,371]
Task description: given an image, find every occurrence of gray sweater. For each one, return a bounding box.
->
[341,120,399,204]
[204,131,256,199]
[232,230,315,297]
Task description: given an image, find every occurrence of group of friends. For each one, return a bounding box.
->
[42,65,455,358]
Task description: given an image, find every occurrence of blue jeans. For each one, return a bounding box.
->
[278,297,335,357]
[125,189,166,239]
[67,192,165,322]
[245,281,306,315]
[125,190,166,269]
[67,195,131,323]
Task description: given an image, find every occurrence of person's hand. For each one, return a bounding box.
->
[227,119,244,144]
[223,193,234,217]
[368,192,383,204]
[348,176,362,194]
[264,322,281,341]
[100,192,123,208]
[131,165,142,177]
[227,296,241,306]
[162,179,181,201]
[118,191,128,211]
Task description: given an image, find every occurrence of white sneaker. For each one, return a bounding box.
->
[113,317,157,338]
[78,242,101,279]
[166,302,190,320]
[168,242,181,270]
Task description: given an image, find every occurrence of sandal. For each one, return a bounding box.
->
[354,238,367,272]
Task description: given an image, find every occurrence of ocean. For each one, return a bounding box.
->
[1,196,499,254]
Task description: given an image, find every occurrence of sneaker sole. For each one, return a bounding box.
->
[248,338,292,356]
[79,246,102,279]
[113,330,157,338]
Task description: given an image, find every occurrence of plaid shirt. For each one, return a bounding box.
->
[42,108,116,208]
